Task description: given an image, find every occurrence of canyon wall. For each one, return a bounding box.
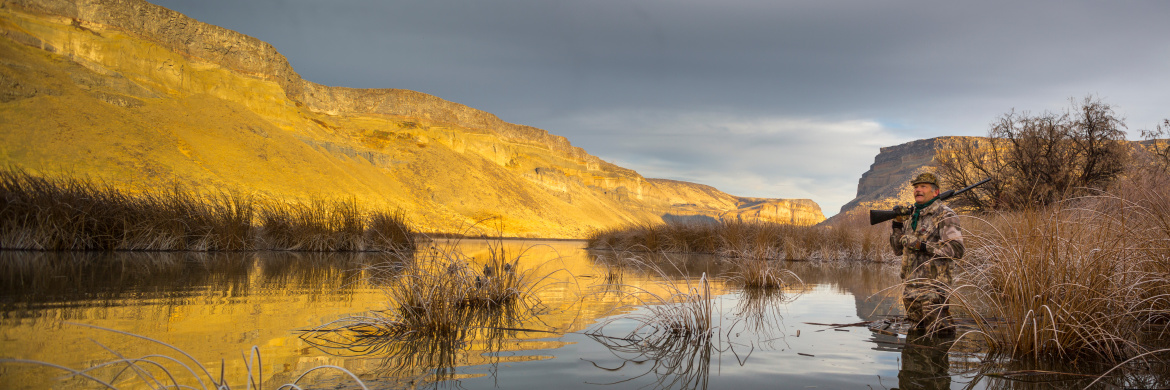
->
[647,179,825,224]
[832,137,982,223]
[0,0,825,238]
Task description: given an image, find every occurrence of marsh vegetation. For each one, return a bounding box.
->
[586,216,890,262]
[4,100,1170,386]
[5,240,1170,389]
[0,170,414,252]
[298,238,566,383]
[949,177,1170,364]
[586,101,1170,379]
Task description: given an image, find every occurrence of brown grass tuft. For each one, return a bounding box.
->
[302,239,557,357]
[949,174,1170,364]
[587,217,891,262]
[0,170,415,252]
[726,258,802,290]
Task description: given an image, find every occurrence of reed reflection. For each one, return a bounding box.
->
[732,288,797,349]
[0,251,400,321]
[587,328,716,390]
[584,250,802,390]
[301,297,544,384]
[584,286,801,390]
[954,347,1170,389]
[300,240,559,386]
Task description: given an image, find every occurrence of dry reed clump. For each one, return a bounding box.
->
[256,199,414,252]
[299,239,559,385]
[1,323,369,390]
[726,258,802,290]
[949,180,1170,364]
[301,302,530,384]
[585,259,717,389]
[304,239,555,347]
[587,221,718,254]
[0,170,415,252]
[586,218,890,262]
[588,260,716,342]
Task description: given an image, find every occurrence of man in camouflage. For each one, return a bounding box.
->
[890,173,964,333]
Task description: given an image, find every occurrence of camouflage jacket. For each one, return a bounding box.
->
[890,200,964,287]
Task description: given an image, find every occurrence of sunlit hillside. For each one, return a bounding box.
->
[0,0,824,238]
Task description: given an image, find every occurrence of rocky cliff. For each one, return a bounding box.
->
[0,0,825,238]
[832,137,983,222]
[647,179,825,224]
[836,136,1155,222]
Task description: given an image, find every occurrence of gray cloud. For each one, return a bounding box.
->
[151,0,1170,215]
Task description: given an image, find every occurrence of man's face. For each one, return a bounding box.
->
[913,183,940,204]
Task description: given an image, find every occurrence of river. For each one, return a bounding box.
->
[1,239,995,389]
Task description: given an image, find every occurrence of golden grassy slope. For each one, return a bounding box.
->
[0,3,824,238]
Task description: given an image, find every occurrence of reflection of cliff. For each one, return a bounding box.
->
[0,0,824,238]
[781,262,903,321]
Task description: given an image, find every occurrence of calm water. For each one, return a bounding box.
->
[0,239,1087,389]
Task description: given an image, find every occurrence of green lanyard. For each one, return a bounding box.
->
[911,197,937,231]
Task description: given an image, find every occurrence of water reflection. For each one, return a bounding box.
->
[300,301,543,384]
[733,288,796,347]
[0,250,401,305]
[898,331,955,390]
[8,241,1156,389]
[954,352,1170,389]
[587,328,717,390]
[583,285,799,390]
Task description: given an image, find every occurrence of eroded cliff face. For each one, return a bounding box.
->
[647,179,825,225]
[837,136,1152,222]
[833,136,982,222]
[0,0,824,237]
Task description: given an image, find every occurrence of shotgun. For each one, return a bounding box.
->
[868,178,991,225]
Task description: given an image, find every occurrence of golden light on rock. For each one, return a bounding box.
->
[0,1,824,239]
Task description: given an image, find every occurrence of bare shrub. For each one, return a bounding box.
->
[937,96,1128,212]
[1140,118,1170,172]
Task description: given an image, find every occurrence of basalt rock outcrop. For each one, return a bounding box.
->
[648,179,825,225]
[0,0,824,238]
[831,137,979,223]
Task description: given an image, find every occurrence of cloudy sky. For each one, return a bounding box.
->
[151,0,1169,216]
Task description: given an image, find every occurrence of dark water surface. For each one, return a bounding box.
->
[0,240,995,389]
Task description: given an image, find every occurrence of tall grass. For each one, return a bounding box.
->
[948,174,1170,364]
[301,240,559,371]
[0,171,255,251]
[257,199,413,252]
[587,217,890,262]
[0,170,415,252]
[726,258,801,289]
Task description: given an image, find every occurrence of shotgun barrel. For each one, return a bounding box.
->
[868,178,991,225]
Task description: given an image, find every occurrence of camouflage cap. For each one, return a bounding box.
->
[911,173,939,187]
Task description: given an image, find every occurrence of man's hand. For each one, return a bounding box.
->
[899,233,925,251]
[892,205,911,223]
